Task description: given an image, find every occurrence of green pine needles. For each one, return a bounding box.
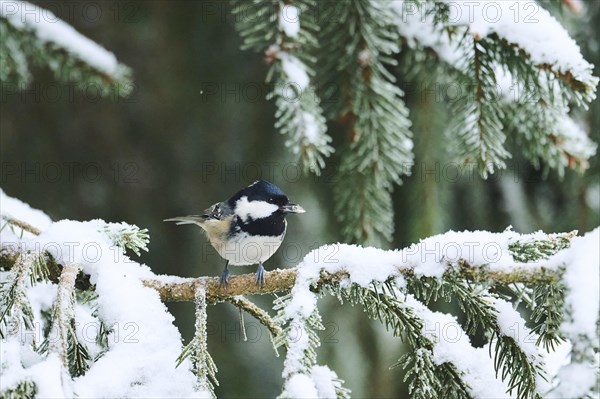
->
[0,222,155,395]
[233,0,333,175]
[0,2,132,97]
[233,0,598,245]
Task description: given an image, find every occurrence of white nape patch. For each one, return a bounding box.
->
[235,196,279,222]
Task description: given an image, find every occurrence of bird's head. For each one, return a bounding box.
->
[228,180,305,222]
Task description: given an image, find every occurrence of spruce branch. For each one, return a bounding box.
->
[0,3,132,95]
[509,282,566,352]
[490,33,597,104]
[337,284,472,398]
[100,223,150,256]
[0,252,36,339]
[2,214,595,397]
[448,36,510,177]
[321,0,414,245]
[0,380,38,399]
[176,285,219,397]
[233,0,332,174]
[226,295,282,338]
[399,1,598,178]
[508,231,577,263]
[397,348,441,399]
[45,262,91,377]
[1,251,566,302]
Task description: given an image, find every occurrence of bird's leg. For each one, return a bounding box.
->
[219,260,230,289]
[255,262,265,288]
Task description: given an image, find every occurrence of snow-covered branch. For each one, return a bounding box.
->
[0,0,132,93]
[0,228,567,303]
[392,0,598,177]
[142,259,564,303]
[2,190,598,398]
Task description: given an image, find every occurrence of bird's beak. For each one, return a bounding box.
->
[280,204,306,214]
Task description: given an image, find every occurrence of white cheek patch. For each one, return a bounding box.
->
[235,196,279,222]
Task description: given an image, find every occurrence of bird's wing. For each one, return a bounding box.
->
[164,202,229,224]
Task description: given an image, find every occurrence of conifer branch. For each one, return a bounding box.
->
[0,245,564,304]
[226,296,282,338]
[0,3,132,94]
[46,262,87,375]
[142,264,562,302]
[0,252,36,338]
[176,285,219,397]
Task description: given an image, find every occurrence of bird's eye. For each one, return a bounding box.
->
[268,196,287,206]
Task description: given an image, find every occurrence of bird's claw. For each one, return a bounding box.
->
[219,268,229,290]
[255,264,265,289]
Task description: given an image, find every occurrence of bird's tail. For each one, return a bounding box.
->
[163,215,206,225]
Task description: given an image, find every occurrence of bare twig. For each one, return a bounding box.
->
[1,216,42,235]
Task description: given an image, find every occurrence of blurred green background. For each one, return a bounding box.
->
[1,1,598,397]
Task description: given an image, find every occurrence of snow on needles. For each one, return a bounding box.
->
[279,4,300,39]
[405,295,512,397]
[555,116,597,162]
[279,52,310,92]
[42,221,204,397]
[0,0,119,75]
[281,228,580,324]
[548,228,599,340]
[392,0,597,87]
[443,0,595,84]
[278,227,599,398]
[0,187,52,240]
[392,0,463,67]
[0,193,207,397]
[546,228,600,398]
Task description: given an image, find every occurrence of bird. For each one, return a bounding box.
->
[164,180,305,288]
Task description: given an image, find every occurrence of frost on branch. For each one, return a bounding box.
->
[176,286,218,398]
[100,223,150,257]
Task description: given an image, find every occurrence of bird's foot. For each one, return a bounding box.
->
[219,268,230,289]
[255,264,265,288]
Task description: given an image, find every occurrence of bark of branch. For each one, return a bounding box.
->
[142,268,298,302]
[141,262,561,302]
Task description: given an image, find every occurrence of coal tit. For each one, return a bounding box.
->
[165,180,305,288]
